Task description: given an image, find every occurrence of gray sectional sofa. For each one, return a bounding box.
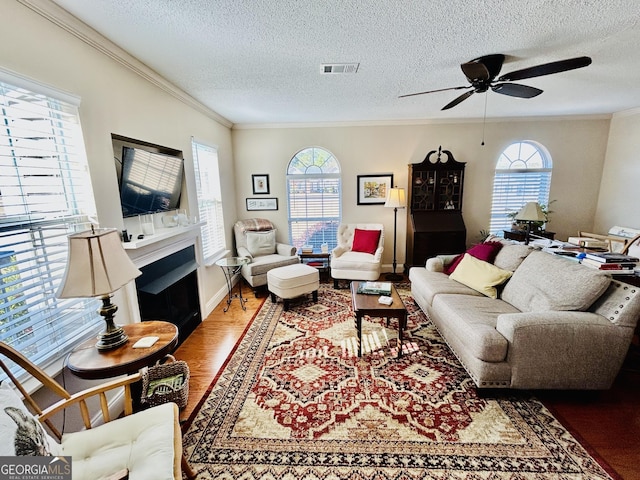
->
[409,241,640,389]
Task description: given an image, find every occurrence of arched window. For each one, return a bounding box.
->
[489,141,552,234]
[287,147,342,250]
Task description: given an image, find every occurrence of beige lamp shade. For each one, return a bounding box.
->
[384,187,406,209]
[515,202,546,222]
[56,228,141,298]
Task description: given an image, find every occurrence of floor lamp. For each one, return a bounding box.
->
[515,202,546,245]
[384,187,406,281]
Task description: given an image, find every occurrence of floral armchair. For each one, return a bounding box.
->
[233,218,299,290]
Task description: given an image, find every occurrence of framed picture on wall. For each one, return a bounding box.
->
[357,174,394,205]
[246,197,278,211]
[252,174,270,194]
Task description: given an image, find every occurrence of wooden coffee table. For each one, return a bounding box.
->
[350,281,407,358]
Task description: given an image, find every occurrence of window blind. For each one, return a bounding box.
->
[192,140,225,262]
[287,175,341,250]
[0,77,100,376]
[489,169,551,233]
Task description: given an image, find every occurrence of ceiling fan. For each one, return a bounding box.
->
[399,54,592,110]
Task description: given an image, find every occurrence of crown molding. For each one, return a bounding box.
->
[232,113,612,130]
[612,106,640,119]
[18,0,233,129]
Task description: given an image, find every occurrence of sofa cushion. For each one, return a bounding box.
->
[449,254,513,299]
[443,241,503,275]
[409,267,483,306]
[502,251,611,312]
[246,230,277,256]
[432,294,518,362]
[351,228,381,254]
[493,244,535,271]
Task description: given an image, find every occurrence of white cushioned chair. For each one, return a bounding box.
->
[330,223,384,288]
[0,341,194,480]
[233,218,299,290]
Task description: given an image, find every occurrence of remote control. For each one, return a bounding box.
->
[378,295,393,305]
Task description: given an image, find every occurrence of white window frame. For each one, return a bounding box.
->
[286,147,341,251]
[489,140,552,234]
[191,139,226,264]
[0,69,100,379]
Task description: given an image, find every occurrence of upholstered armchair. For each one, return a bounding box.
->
[233,218,299,290]
[330,223,384,288]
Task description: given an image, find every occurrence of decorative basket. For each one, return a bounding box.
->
[140,354,190,409]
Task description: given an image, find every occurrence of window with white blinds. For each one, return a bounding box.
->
[192,139,225,262]
[0,73,100,376]
[287,147,341,250]
[489,141,552,234]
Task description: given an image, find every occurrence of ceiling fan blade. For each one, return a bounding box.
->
[491,83,543,98]
[461,62,490,82]
[442,90,474,110]
[398,85,469,99]
[463,54,505,82]
[498,56,592,82]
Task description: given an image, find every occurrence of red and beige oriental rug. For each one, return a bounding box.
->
[182,283,617,479]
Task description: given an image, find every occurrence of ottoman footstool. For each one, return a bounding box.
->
[267,263,320,311]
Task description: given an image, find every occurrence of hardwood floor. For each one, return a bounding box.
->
[174,282,640,480]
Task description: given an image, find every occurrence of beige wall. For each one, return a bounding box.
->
[1,1,236,326]
[594,110,640,233]
[232,117,610,267]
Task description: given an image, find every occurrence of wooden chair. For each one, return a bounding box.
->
[0,342,195,480]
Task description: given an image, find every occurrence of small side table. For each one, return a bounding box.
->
[216,256,250,312]
[298,249,331,280]
[66,321,179,380]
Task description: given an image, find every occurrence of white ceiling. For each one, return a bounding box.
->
[50,0,640,126]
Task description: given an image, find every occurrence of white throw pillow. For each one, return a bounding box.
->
[0,382,61,456]
[246,230,277,256]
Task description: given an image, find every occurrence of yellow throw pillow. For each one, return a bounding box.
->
[449,253,513,299]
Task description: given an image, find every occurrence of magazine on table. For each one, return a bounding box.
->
[357,281,392,295]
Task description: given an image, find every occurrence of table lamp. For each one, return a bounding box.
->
[56,227,141,351]
[515,202,546,245]
[384,187,406,281]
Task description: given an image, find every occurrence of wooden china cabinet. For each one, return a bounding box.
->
[405,146,467,270]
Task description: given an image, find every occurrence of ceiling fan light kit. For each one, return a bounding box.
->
[400,54,592,110]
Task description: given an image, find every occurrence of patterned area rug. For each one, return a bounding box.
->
[183,283,616,479]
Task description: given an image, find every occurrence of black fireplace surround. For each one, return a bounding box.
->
[135,245,201,344]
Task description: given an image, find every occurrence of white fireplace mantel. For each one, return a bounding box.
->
[123,223,203,268]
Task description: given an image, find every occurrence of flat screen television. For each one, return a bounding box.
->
[117,146,184,218]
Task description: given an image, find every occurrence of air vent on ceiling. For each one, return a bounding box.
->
[321,63,360,74]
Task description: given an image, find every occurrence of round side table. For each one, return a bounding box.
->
[215,256,250,312]
[66,321,179,380]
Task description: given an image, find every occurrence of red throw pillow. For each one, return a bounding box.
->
[443,241,503,275]
[351,228,382,255]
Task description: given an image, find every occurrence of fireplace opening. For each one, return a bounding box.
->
[135,245,202,345]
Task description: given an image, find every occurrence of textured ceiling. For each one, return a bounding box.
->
[50,0,640,126]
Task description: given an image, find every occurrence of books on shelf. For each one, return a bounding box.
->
[356,281,392,295]
[584,252,640,263]
[300,244,313,254]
